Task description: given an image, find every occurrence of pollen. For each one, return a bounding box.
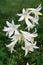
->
[31,37,34,42]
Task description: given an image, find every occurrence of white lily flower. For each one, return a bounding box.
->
[20,29,38,43]
[22,40,39,56]
[3,20,20,37]
[26,62,29,65]
[17,8,35,29]
[6,29,21,53]
[27,4,42,24]
[11,30,21,42]
[6,40,17,53]
[27,4,42,16]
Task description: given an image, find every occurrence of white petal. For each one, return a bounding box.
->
[22,8,26,13]
[34,46,39,49]
[28,15,33,20]
[34,41,37,45]
[25,18,32,26]
[25,49,28,56]
[26,62,29,65]
[15,30,20,35]
[12,20,15,26]
[16,14,22,16]
[25,40,29,47]
[6,32,9,36]
[16,24,20,28]
[32,42,39,49]
[6,21,11,27]
[9,31,14,37]
[27,8,35,11]
[33,16,39,24]
[18,16,24,21]
[34,28,37,34]
[30,32,38,37]
[22,46,25,50]
[36,4,42,11]
[3,27,8,31]
[11,37,16,41]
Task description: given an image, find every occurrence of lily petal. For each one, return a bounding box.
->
[18,16,24,21]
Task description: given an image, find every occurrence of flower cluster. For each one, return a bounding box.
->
[3,4,42,65]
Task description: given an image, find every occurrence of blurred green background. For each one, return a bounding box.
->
[0,0,43,65]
